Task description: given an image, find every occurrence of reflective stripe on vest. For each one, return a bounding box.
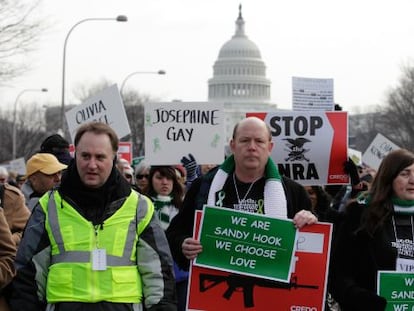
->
[40,190,153,303]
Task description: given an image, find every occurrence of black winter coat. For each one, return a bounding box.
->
[329,201,394,310]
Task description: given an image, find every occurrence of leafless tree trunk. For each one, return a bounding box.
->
[123,91,152,157]
[0,103,46,162]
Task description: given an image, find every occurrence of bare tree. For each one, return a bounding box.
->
[123,91,154,157]
[349,112,382,153]
[0,103,47,162]
[15,104,48,158]
[347,64,414,153]
[72,79,113,103]
[0,109,13,162]
[0,0,45,83]
[381,64,414,150]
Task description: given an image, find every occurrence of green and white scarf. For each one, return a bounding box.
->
[357,194,414,215]
[207,155,287,218]
[392,197,414,215]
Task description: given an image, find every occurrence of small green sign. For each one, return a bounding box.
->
[377,271,414,311]
[194,206,297,282]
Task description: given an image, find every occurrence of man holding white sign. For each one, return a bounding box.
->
[167,116,316,269]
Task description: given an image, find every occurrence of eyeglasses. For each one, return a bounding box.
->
[136,174,149,180]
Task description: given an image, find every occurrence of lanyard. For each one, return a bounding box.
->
[391,215,414,256]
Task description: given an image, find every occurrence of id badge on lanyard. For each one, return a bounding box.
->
[92,249,107,271]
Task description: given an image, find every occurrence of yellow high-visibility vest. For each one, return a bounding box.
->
[39,190,153,303]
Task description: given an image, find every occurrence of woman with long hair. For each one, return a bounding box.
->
[330,149,414,310]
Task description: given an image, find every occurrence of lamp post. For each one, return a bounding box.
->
[12,88,48,159]
[60,15,128,134]
[119,70,166,95]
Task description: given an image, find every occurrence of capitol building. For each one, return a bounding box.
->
[208,5,277,142]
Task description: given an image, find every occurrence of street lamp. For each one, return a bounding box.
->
[60,15,128,134]
[119,70,166,95]
[12,88,48,159]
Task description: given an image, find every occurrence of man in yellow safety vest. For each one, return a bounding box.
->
[10,122,176,311]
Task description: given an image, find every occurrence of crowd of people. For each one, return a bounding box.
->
[0,117,410,311]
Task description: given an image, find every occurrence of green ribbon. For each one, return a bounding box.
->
[216,190,225,207]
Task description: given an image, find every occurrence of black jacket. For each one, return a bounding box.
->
[166,167,311,271]
[329,201,392,310]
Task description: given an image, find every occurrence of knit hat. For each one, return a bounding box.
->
[40,134,72,165]
[174,165,186,178]
[41,134,69,150]
[25,153,68,178]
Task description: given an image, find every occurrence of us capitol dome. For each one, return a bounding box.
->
[208,5,276,141]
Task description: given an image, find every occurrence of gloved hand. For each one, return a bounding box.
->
[343,157,360,185]
[181,153,198,182]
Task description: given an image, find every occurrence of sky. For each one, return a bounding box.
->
[2,0,414,114]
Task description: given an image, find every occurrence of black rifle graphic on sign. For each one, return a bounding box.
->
[199,273,319,308]
[283,138,312,162]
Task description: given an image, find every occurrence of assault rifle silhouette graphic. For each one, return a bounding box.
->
[199,273,318,308]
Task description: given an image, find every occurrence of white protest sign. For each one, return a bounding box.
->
[65,84,131,143]
[144,102,225,165]
[292,77,334,111]
[9,157,26,175]
[348,148,362,166]
[295,232,324,254]
[362,133,401,170]
[247,111,348,186]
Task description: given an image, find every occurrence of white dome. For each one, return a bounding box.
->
[217,6,262,59]
[208,5,271,103]
[218,36,262,59]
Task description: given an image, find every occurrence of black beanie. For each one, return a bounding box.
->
[40,134,69,150]
[40,134,72,165]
